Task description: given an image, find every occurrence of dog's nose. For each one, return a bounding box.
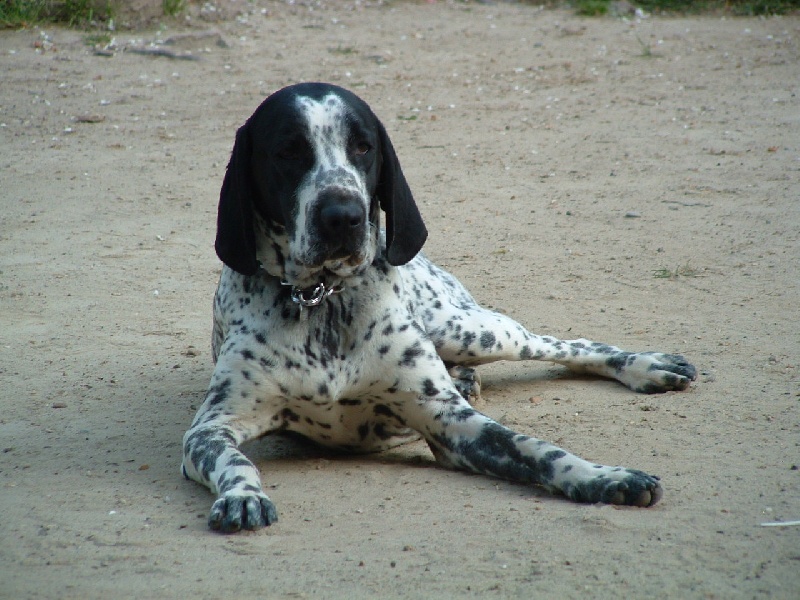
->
[318,194,365,238]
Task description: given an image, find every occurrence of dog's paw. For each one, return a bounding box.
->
[611,352,697,393]
[448,365,481,404]
[208,490,278,533]
[566,469,663,507]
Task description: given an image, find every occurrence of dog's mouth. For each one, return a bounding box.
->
[304,220,377,269]
[283,249,371,289]
[257,215,377,289]
[312,251,370,274]
[324,245,357,262]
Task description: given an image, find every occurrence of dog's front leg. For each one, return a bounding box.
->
[182,364,280,532]
[413,392,662,507]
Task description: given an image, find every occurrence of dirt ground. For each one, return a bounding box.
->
[1,1,798,598]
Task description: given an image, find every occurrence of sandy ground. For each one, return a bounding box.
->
[1,1,798,598]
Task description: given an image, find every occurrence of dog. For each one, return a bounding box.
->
[181,82,697,532]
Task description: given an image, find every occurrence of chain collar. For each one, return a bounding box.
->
[256,261,344,310]
[281,279,344,309]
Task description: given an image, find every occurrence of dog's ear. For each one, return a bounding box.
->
[375,120,427,266]
[215,123,260,276]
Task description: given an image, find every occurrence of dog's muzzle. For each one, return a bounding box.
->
[313,189,368,261]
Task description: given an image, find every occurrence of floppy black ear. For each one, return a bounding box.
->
[375,120,427,266]
[215,123,260,276]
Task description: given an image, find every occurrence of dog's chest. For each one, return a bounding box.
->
[217,268,426,398]
[230,279,425,449]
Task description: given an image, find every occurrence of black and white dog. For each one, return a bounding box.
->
[182,82,696,533]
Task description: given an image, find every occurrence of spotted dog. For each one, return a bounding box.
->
[182,82,697,533]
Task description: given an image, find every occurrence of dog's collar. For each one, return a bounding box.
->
[280,279,344,309]
[254,261,344,309]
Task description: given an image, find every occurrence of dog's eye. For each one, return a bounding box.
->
[354,142,371,156]
[277,140,308,161]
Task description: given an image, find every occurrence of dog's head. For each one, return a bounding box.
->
[215,82,427,285]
